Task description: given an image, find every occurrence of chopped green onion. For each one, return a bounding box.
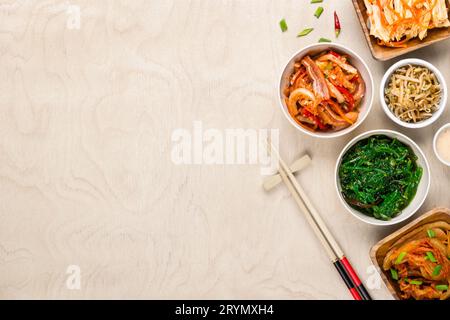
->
[427,229,436,238]
[408,279,423,285]
[311,0,323,3]
[297,28,314,37]
[318,37,331,43]
[279,19,288,32]
[390,268,398,280]
[436,284,448,291]
[432,265,442,276]
[395,252,407,264]
[314,7,324,18]
[426,251,437,263]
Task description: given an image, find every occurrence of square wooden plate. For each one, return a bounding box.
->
[352,0,450,61]
[370,207,450,300]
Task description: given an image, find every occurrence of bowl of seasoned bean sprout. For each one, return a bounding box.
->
[380,58,447,129]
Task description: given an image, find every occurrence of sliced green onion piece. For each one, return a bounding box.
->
[311,0,323,3]
[390,268,398,280]
[395,252,407,264]
[314,7,324,18]
[279,19,288,32]
[426,251,437,263]
[318,37,331,43]
[297,28,314,37]
[408,280,423,285]
[436,284,448,291]
[432,265,442,276]
[427,229,436,238]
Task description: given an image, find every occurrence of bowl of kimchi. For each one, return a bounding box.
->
[370,207,450,300]
[279,43,374,138]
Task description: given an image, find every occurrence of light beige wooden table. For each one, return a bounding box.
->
[0,0,449,300]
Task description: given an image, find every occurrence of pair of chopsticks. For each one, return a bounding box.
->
[268,143,371,300]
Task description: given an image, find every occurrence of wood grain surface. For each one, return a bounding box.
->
[0,0,449,300]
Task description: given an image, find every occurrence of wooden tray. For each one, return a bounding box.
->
[352,0,450,61]
[370,207,450,300]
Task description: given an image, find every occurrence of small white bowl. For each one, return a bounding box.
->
[278,43,374,139]
[335,129,431,226]
[433,123,450,166]
[380,58,447,129]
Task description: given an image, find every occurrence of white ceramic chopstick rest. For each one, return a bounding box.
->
[262,154,311,191]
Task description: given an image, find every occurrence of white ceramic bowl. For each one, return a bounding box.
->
[380,58,447,129]
[335,129,431,226]
[278,43,374,139]
[433,123,450,166]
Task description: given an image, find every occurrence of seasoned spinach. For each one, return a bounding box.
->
[339,135,422,220]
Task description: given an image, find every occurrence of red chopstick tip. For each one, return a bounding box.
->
[341,257,362,286]
[350,287,362,300]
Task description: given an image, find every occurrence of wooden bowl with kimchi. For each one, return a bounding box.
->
[371,207,450,300]
[279,43,374,139]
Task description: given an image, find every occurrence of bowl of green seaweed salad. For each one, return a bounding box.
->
[336,130,430,226]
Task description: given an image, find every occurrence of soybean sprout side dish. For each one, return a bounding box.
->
[385,64,442,123]
[283,50,366,133]
[339,135,423,221]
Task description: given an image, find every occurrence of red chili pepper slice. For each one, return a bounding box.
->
[325,100,354,125]
[334,11,341,38]
[302,108,327,130]
[329,50,341,58]
[335,86,355,111]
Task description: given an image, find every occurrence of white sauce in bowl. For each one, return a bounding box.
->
[436,128,450,164]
